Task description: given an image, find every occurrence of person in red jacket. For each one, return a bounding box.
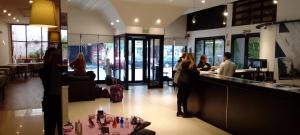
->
[70,52,86,75]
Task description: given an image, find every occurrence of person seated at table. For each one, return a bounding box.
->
[218,52,236,77]
[197,55,211,71]
[70,52,86,75]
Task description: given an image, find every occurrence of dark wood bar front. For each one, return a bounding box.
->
[188,74,300,135]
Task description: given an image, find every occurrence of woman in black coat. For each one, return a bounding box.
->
[39,48,63,135]
[177,54,200,118]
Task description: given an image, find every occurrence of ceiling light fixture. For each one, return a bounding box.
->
[110,22,114,26]
[13,17,16,20]
[201,0,206,4]
[223,21,226,25]
[223,10,228,16]
[7,13,11,16]
[134,18,139,23]
[192,16,196,24]
[192,0,197,24]
[3,10,7,13]
[156,19,161,24]
[273,0,278,4]
[223,0,228,17]
[29,0,34,4]
[30,0,57,28]
[116,19,120,23]
[16,19,19,23]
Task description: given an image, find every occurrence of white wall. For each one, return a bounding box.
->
[0,20,10,65]
[68,4,114,36]
[277,0,300,21]
[165,15,187,38]
[260,25,276,71]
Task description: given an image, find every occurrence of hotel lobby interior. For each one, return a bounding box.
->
[0,0,300,134]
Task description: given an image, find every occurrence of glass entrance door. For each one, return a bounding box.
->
[128,39,145,82]
[146,38,164,88]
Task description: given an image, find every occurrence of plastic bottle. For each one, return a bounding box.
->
[112,117,117,128]
[125,118,130,128]
[120,117,124,128]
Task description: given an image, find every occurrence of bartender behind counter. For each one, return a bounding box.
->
[218,52,236,77]
[197,55,211,71]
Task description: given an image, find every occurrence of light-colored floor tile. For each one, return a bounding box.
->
[0,78,230,135]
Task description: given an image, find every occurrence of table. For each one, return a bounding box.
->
[5,64,28,79]
[64,114,151,135]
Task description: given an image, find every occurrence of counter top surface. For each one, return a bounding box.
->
[199,74,300,94]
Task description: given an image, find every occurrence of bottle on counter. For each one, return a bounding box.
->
[120,117,124,128]
[125,118,129,128]
[112,117,117,128]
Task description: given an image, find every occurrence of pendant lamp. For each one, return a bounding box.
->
[30,0,57,28]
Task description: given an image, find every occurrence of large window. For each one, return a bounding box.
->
[232,34,260,69]
[233,0,277,26]
[11,25,48,63]
[195,37,225,66]
[163,44,186,78]
[64,33,114,81]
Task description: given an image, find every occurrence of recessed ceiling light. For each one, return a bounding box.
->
[16,19,19,23]
[3,10,7,13]
[7,13,11,16]
[273,0,278,4]
[13,17,16,20]
[134,18,139,23]
[156,19,161,24]
[116,19,120,23]
[201,0,206,4]
[223,21,226,25]
[110,22,114,26]
[29,0,33,4]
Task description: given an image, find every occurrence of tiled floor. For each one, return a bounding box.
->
[0,78,230,135]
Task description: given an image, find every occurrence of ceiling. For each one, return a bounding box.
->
[0,0,31,24]
[0,0,60,24]
[119,0,237,9]
[0,0,238,29]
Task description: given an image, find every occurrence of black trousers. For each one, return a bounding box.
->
[42,95,63,135]
[177,84,190,113]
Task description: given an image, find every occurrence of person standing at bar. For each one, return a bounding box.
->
[39,48,63,135]
[219,52,236,77]
[177,54,199,118]
[197,55,211,71]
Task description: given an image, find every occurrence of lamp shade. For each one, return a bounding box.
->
[30,0,57,28]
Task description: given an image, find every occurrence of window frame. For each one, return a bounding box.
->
[194,36,225,66]
[231,33,260,69]
[10,24,48,61]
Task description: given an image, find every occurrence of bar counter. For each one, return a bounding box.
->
[187,73,300,135]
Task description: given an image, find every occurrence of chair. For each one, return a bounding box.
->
[66,73,97,102]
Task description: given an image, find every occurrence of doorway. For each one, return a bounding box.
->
[128,39,146,83]
[114,34,164,89]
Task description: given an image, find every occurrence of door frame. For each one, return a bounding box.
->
[127,37,147,83]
